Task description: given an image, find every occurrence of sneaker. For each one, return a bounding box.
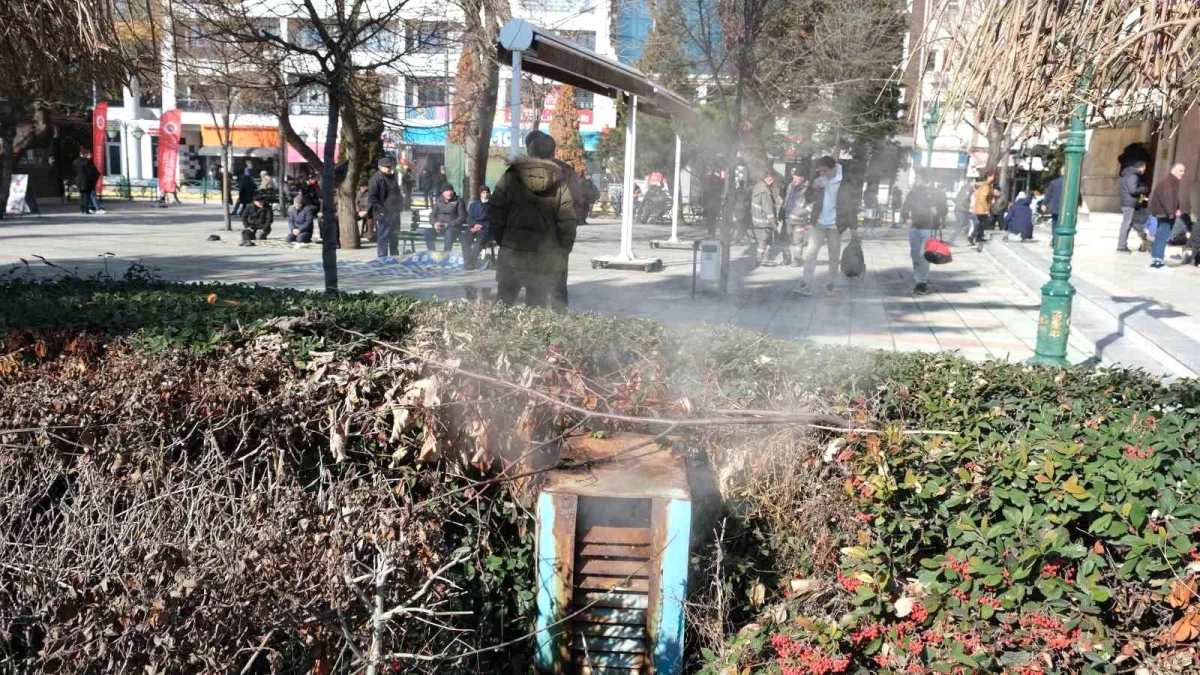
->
[1020,238,1037,244]
[96,209,107,214]
[1150,260,1165,269]
[914,282,929,295]
[1002,234,1010,242]
[791,283,813,297]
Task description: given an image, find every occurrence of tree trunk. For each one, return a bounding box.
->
[319,83,342,295]
[338,99,363,249]
[223,139,233,231]
[467,57,500,197]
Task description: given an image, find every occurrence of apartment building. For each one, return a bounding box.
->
[101,0,623,185]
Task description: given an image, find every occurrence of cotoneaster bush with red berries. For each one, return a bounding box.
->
[698,355,1200,674]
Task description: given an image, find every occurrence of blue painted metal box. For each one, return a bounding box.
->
[534,433,692,675]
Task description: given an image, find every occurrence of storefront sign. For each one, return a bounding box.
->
[501,108,594,126]
[159,109,182,193]
[5,174,30,214]
[92,103,107,194]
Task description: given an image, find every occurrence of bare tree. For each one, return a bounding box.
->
[170,0,444,292]
[449,0,510,198]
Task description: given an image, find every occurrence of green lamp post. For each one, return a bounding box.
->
[1029,75,1090,367]
[923,102,940,168]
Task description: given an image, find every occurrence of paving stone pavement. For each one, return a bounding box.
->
[0,202,1109,367]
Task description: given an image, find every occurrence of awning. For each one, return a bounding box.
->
[198,147,278,158]
[495,19,696,124]
[403,125,448,146]
[287,142,340,164]
[200,126,277,148]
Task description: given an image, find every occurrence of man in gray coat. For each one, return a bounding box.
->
[1117,161,1149,253]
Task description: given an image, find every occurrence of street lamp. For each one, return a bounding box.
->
[130,124,144,180]
[923,102,940,168]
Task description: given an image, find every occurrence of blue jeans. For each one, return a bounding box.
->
[909,228,933,284]
[376,217,399,257]
[1151,216,1173,262]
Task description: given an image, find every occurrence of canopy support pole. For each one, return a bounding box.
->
[668,133,681,243]
[619,93,638,261]
[509,51,523,161]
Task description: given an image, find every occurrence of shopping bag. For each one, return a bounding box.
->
[923,236,953,264]
[840,234,866,277]
[1145,215,1158,239]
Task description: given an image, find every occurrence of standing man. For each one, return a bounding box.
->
[581,173,600,224]
[794,156,842,296]
[489,131,578,310]
[1043,166,1064,247]
[751,171,782,264]
[1148,162,1187,269]
[401,167,415,210]
[429,184,467,252]
[949,181,973,245]
[902,173,946,295]
[1118,160,1149,253]
[365,155,402,258]
[782,169,808,266]
[72,149,103,214]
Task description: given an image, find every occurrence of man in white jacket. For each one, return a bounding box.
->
[794,156,842,296]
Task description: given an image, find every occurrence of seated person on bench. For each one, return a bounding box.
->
[427,184,466,251]
[463,185,493,269]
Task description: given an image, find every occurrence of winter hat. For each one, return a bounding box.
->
[378,155,397,168]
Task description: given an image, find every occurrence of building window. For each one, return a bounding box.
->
[106,139,122,176]
[406,22,458,53]
[151,136,159,178]
[615,0,653,65]
[406,78,448,108]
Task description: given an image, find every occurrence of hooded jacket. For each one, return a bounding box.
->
[972,179,993,215]
[242,202,274,234]
[430,190,467,228]
[1005,195,1034,238]
[1149,175,1187,218]
[1119,166,1147,209]
[751,179,780,230]
[489,157,577,259]
[287,198,317,238]
[901,184,946,230]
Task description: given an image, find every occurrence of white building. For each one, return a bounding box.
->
[102,0,619,188]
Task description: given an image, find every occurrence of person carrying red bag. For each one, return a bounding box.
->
[902,173,948,295]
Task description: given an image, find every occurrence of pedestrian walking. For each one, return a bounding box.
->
[751,172,783,264]
[949,181,972,245]
[793,156,843,296]
[463,186,493,269]
[233,168,256,215]
[1117,161,1150,252]
[285,194,317,244]
[1004,191,1035,242]
[72,149,104,214]
[902,173,946,295]
[1148,162,1188,269]
[240,194,274,245]
[365,156,402,257]
[783,169,808,266]
[969,172,995,248]
[489,130,578,310]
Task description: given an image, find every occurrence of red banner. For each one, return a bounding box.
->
[158,109,182,193]
[92,102,107,195]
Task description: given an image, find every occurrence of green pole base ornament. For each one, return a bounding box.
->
[1030,77,1090,368]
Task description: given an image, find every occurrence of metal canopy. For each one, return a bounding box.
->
[495,20,696,124]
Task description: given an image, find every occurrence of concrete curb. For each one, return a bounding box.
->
[984,241,1199,379]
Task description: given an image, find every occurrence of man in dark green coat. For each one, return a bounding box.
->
[489,131,578,310]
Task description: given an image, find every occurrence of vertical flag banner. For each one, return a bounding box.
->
[158,108,182,193]
[92,102,108,195]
